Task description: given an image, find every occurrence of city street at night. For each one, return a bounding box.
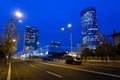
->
[10,59,120,80]
[0,0,120,80]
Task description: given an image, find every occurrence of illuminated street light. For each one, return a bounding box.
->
[68,23,72,28]
[60,23,73,52]
[5,10,23,61]
[13,10,23,23]
[12,39,16,42]
[61,27,65,31]
[15,11,23,18]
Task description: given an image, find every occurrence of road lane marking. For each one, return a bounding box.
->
[33,61,120,78]
[7,60,11,80]
[46,71,63,78]
[30,65,35,67]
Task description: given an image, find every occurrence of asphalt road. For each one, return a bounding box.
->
[11,60,120,80]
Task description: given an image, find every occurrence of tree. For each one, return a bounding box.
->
[116,43,120,55]
[0,42,6,60]
[95,43,114,64]
[82,48,93,62]
[6,22,19,59]
[0,22,19,64]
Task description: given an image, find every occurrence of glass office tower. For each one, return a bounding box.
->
[24,26,39,50]
[81,7,100,49]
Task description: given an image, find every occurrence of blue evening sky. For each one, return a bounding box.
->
[0,0,120,52]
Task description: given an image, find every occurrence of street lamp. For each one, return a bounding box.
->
[15,11,23,18]
[67,23,72,52]
[11,11,23,24]
[61,23,73,52]
[12,39,16,42]
[3,10,23,63]
[68,23,72,28]
[61,27,65,31]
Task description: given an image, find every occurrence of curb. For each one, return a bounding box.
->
[7,60,11,80]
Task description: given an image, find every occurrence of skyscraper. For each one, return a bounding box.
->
[24,26,39,50]
[81,7,100,49]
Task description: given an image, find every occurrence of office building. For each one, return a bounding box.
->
[24,26,39,50]
[81,7,100,49]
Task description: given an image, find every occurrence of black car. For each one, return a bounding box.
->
[65,56,82,64]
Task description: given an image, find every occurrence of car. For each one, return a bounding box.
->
[65,56,82,64]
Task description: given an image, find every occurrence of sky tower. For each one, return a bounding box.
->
[81,7,100,49]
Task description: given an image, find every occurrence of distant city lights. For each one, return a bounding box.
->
[45,51,48,55]
[18,20,22,23]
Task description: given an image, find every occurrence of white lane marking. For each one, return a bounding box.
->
[30,65,35,67]
[46,71,63,78]
[93,67,115,71]
[7,60,11,80]
[33,61,120,78]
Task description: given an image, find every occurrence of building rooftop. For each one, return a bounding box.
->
[81,7,96,16]
[108,30,120,37]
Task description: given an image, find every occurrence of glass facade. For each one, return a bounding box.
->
[24,26,39,50]
[81,7,100,49]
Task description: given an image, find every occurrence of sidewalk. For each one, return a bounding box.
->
[0,62,9,80]
[83,60,120,63]
[80,60,120,68]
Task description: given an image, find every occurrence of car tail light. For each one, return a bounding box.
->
[74,58,77,61]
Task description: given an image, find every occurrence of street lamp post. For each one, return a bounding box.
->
[61,23,73,52]
[6,10,23,59]
[68,23,72,52]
